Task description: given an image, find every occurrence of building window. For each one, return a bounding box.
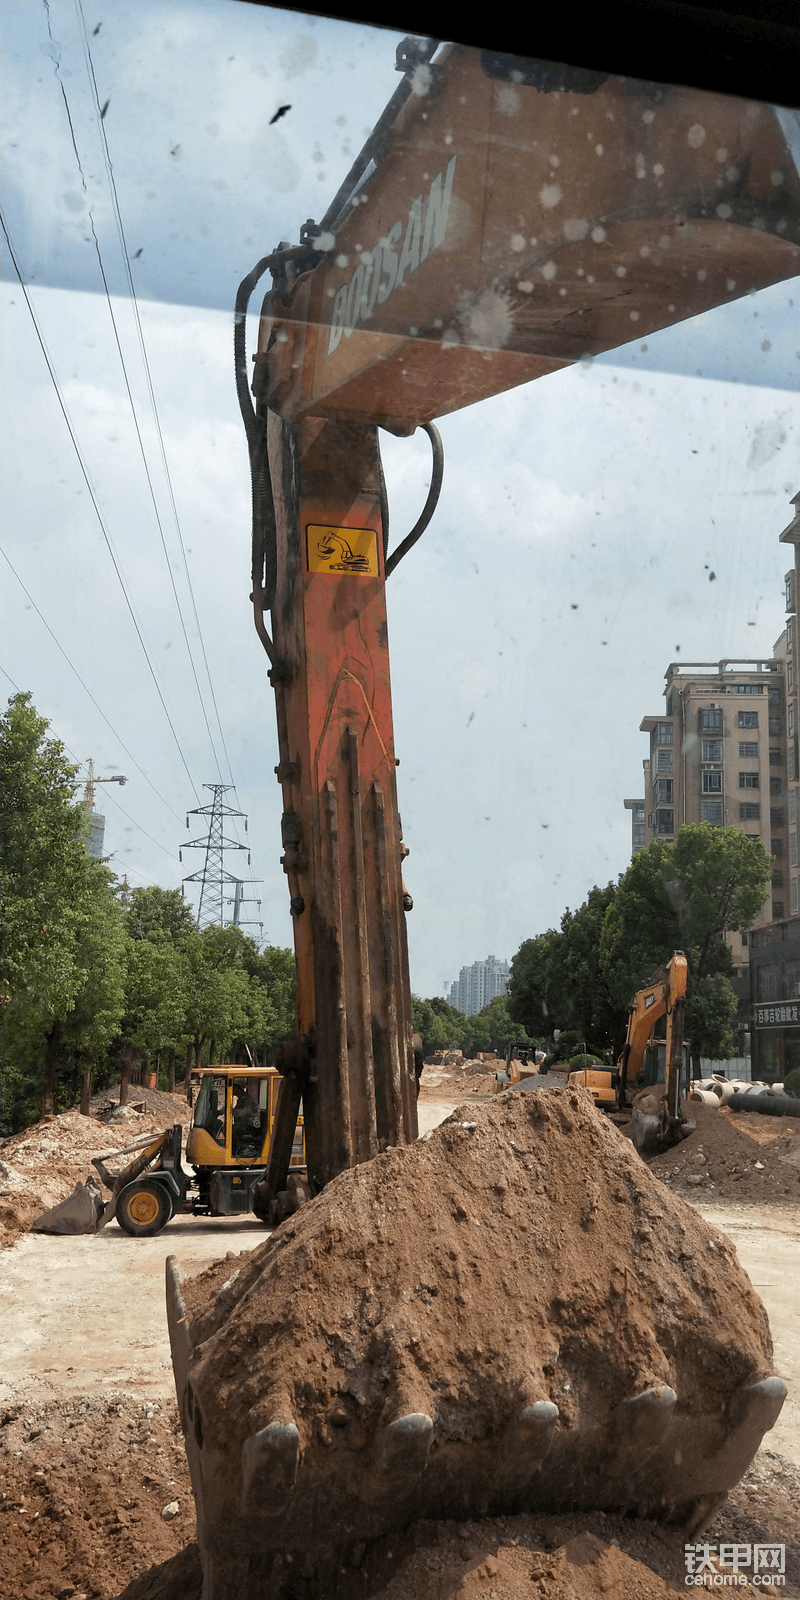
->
[770,778,783,796]
[786,572,795,611]
[633,804,645,822]
[739,772,759,788]
[700,708,723,733]
[656,721,673,745]
[772,838,784,858]
[772,871,784,887]
[740,931,749,946]
[773,902,785,920]
[791,792,797,826]
[739,741,759,758]
[789,663,795,694]
[654,778,673,804]
[769,717,781,736]
[791,833,798,866]
[790,745,798,781]
[701,802,724,824]
[703,771,723,793]
[739,803,760,820]
[656,749,673,773]
[738,710,759,728]
[757,964,780,1001]
[771,809,784,827]
[789,620,794,650]
[769,687,782,706]
[653,809,674,835]
[632,824,645,846]
[785,961,800,994]
[769,749,782,764]
[702,739,723,761]
[730,684,763,695]
[790,703,796,736]
[792,877,800,915]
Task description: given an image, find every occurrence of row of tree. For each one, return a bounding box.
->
[505,825,772,1063]
[1,695,295,1135]
[411,993,529,1058]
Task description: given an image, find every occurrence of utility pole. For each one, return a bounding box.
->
[180,784,257,931]
[227,877,263,939]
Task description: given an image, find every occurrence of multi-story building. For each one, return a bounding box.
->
[447,955,510,1017]
[747,491,800,1081]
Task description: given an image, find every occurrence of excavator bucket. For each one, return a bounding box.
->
[167,1090,786,1600]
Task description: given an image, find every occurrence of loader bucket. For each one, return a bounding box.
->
[166,1090,785,1600]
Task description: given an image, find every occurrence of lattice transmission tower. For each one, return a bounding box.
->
[180,784,261,933]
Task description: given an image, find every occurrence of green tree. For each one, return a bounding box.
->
[462,995,529,1055]
[507,927,561,1040]
[125,884,195,945]
[600,825,771,1060]
[1,693,127,1129]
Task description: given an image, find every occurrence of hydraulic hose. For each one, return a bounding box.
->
[384,422,444,578]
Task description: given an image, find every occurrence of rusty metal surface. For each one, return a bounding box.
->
[256,45,799,431]
[265,414,418,1193]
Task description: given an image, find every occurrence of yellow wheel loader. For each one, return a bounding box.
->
[97,1067,306,1238]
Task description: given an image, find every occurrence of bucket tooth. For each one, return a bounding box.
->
[501,1399,559,1468]
[360,1412,434,1506]
[241,1422,300,1516]
[616,1386,677,1453]
[727,1376,787,1442]
[716,1375,788,1483]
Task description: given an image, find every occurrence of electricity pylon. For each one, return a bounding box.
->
[180,784,259,931]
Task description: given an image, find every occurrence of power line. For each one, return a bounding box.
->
[40,0,228,789]
[0,209,202,806]
[76,0,240,795]
[0,545,183,823]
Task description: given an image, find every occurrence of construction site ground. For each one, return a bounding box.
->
[0,1069,797,1600]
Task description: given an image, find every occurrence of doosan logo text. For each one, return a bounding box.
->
[327,154,457,354]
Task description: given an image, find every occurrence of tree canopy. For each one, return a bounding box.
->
[509,826,772,1063]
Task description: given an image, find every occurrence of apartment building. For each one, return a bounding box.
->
[447,955,510,1017]
[747,490,800,1081]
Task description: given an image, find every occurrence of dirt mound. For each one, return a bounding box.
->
[175,1087,783,1600]
[90,1087,193,1126]
[647,1102,799,1205]
[0,1390,193,1600]
[0,1101,189,1247]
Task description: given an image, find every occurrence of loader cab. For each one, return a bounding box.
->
[185,1066,305,1170]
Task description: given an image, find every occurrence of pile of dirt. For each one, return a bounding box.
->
[0,1100,189,1248]
[646,1101,799,1205]
[90,1087,193,1127]
[0,1390,193,1600]
[419,1058,504,1098]
[175,1087,783,1599]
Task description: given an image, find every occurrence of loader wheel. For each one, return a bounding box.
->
[116,1179,173,1237]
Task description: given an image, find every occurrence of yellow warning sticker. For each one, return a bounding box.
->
[306,524,379,576]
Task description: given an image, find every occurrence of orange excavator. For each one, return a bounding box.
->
[569,952,694,1150]
[166,35,796,1596]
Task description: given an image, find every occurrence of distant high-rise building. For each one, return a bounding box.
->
[447,955,510,1016]
[85,808,106,859]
